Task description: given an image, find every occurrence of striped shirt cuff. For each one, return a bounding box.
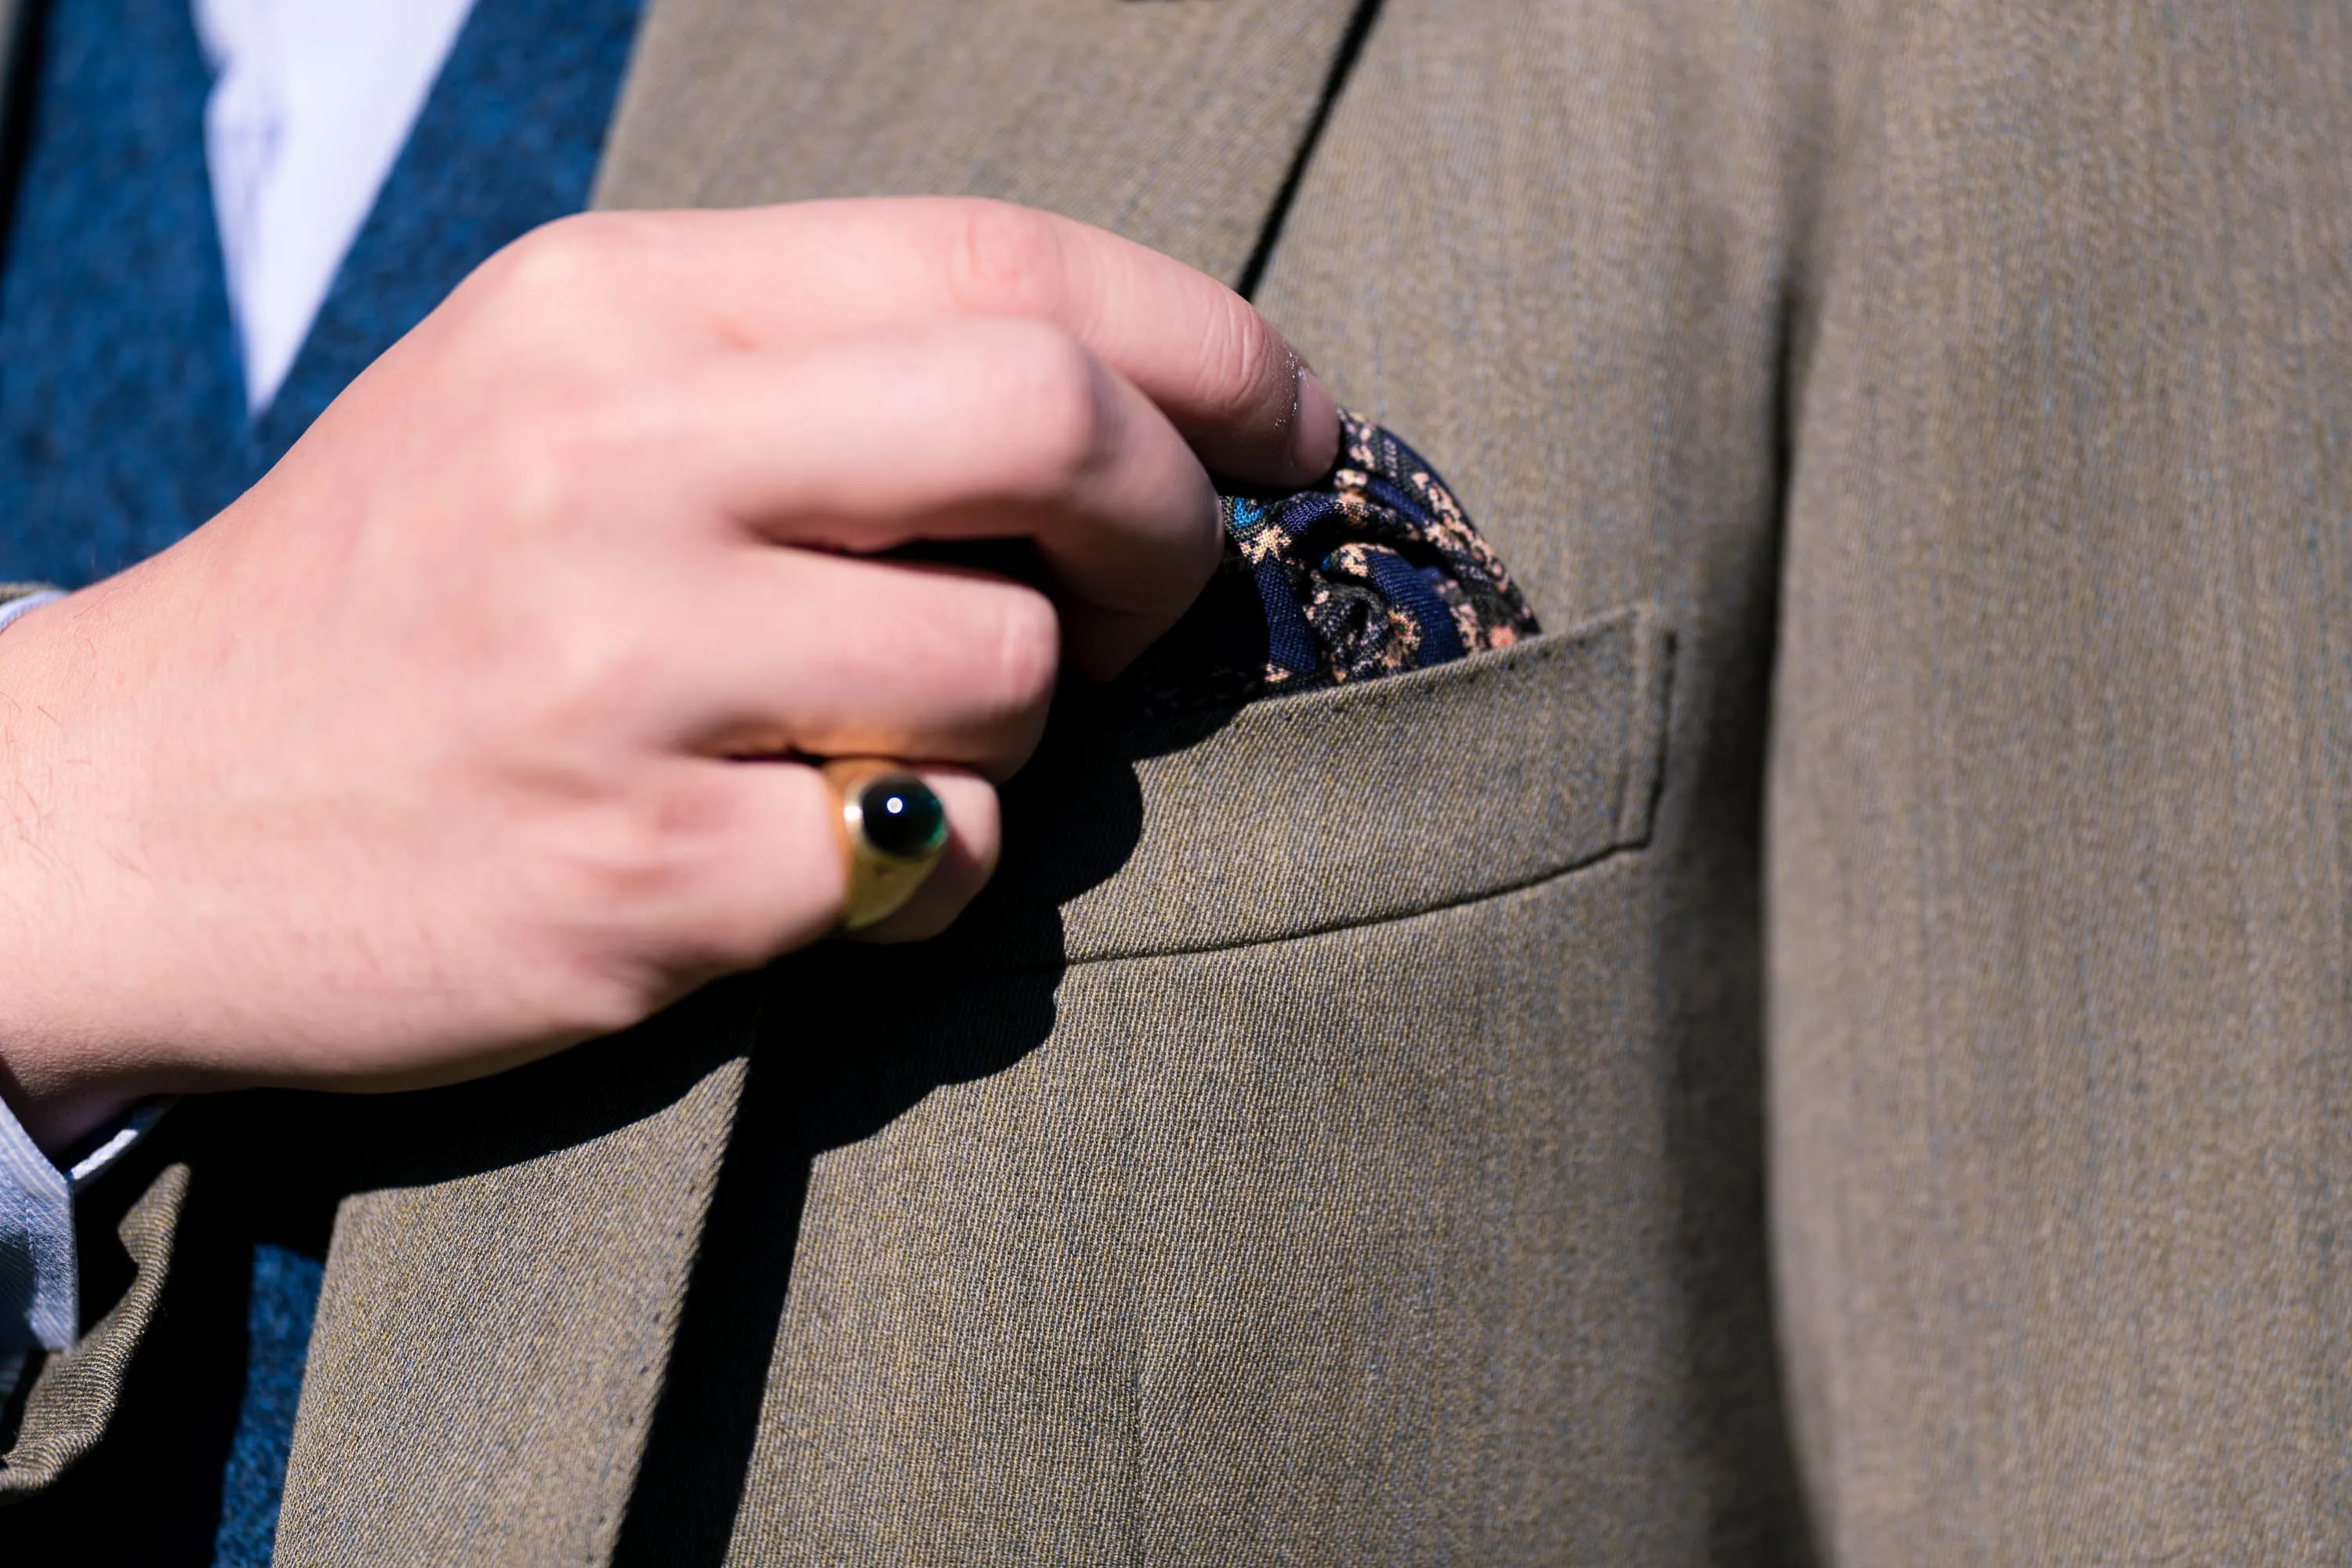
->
[0,585,73,1367]
[0,586,64,633]
[0,1094,74,1354]
[0,1096,172,1409]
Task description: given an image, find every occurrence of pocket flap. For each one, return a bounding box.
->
[946,603,1674,967]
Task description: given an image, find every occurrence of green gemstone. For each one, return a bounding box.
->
[858,775,947,859]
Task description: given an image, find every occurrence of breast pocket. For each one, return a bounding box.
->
[948,601,1676,969]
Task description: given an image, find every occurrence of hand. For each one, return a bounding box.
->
[0,198,1339,1152]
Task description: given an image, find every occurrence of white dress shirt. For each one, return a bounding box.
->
[0,0,481,1386]
[194,0,478,412]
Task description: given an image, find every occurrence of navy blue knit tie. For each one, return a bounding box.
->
[0,0,642,589]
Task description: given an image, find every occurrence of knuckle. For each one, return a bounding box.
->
[996,327,1115,492]
[478,214,645,329]
[535,966,657,1044]
[542,624,662,732]
[942,200,1068,318]
[979,586,1062,713]
[491,217,612,303]
[540,782,750,963]
[474,376,655,539]
[480,401,595,532]
[467,574,662,739]
[521,905,689,1043]
[1200,296,1281,416]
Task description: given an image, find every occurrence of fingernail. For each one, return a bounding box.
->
[1289,364,1339,479]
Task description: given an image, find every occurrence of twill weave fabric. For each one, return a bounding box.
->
[7,2,2352,1566]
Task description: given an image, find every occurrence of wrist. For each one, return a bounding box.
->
[0,1052,143,1162]
[0,586,170,1155]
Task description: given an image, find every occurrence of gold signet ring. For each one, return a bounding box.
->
[822,759,950,932]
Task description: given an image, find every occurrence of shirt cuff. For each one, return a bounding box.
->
[0,586,74,1354]
[0,1092,74,1352]
[0,1093,173,1359]
[0,586,64,633]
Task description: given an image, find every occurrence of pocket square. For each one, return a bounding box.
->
[1125,411,1541,716]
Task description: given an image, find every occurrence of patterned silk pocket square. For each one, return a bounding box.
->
[1124,411,1541,717]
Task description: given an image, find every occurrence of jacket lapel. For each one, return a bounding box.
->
[273,4,1358,1562]
[594,0,1363,285]
[273,991,760,1567]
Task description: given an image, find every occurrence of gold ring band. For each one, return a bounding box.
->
[823,758,949,932]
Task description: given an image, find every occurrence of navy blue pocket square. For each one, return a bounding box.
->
[1127,411,1541,715]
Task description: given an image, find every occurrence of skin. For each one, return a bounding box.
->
[0,197,1339,1154]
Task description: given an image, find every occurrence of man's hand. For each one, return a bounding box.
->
[0,198,1339,1151]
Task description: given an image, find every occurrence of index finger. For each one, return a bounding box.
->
[559,198,1341,488]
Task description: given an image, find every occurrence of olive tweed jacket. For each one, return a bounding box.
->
[9,2,2352,1564]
